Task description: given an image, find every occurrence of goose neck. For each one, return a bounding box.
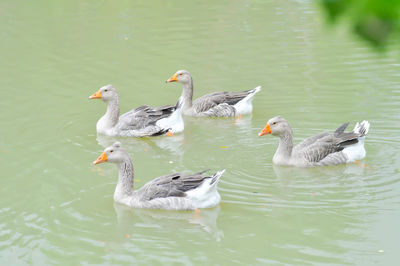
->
[181,79,193,109]
[276,130,294,159]
[114,159,134,201]
[104,99,120,127]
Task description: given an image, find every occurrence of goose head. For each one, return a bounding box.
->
[166,70,192,85]
[258,116,290,137]
[93,142,129,165]
[89,84,119,103]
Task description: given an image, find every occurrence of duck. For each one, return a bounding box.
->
[89,85,184,137]
[93,142,225,210]
[166,70,261,117]
[258,116,370,167]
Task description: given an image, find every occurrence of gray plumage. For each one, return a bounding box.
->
[192,91,255,117]
[166,70,261,117]
[93,142,224,210]
[137,170,214,201]
[89,85,183,137]
[259,116,370,167]
[118,105,175,136]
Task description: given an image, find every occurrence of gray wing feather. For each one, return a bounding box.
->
[114,105,175,136]
[297,137,339,163]
[314,152,348,166]
[199,103,236,117]
[119,105,175,129]
[334,122,350,134]
[117,126,169,137]
[137,170,212,201]
[293,132,330,153]
[294,123,364,164]
[192,90,254,115]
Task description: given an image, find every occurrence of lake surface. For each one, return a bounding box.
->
[1,0,399,265]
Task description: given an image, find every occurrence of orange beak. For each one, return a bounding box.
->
[258,123,271,136]
[89,90,102,99]
[93,152,107,165]
[166,73,178,83]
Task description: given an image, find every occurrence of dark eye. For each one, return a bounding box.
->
[110,150,113,153]
[272,122,277,125]
[105,89,108,92]
[179,73,183,76]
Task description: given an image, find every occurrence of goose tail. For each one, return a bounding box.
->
[234,86,261,115]
[155,97,184,134]
[210,169,225,186]
[249,85,262,96]
[342,120,370,162]
[166,98,184,133]
[353,120,370,136]
[185,169,225,209]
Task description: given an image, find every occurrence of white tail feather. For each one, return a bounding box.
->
[234,86,262,115]
[155,101,184,133]
[343,120,370,162]
[210,169,225,186]
[353,120,370,135]
[185,169,225,209]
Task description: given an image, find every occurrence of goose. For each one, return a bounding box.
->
[258,116,370,167]
[166,70,261,117]
[89,85,184,137]
[93,142,225,210]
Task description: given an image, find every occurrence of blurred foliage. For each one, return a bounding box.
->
[321,0,400,47]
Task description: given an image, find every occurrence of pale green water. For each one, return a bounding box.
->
[1,0,400,265]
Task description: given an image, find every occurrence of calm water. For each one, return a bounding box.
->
[1,0,400,265]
